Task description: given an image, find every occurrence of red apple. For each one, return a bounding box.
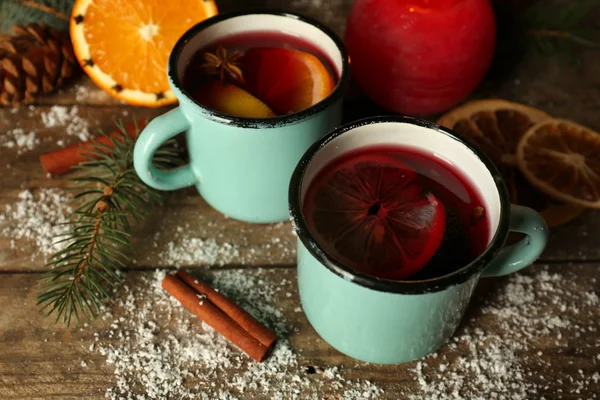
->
[345,0,496,116]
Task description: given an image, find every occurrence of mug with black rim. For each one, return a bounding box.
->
[289,116,549,364]
[133,9,349,223]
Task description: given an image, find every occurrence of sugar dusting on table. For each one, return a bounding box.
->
[41,105,92,142]
[0,189,72,260]
[159,237,240,267]
[1,104,93,159]
[1,188,597,398]
[0,128,40,154]
[74,83,114,103]
[411,267,599,400]
[152,221,295,268]
[96,269,382,399]
[89,265,599,399]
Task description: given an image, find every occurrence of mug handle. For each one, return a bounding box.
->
[133,107,197,191]
[482,204,549,278]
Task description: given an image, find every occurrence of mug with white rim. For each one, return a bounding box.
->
[289,116,549,364]
[134,9,349,223]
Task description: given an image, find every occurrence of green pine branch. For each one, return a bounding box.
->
[37,120,181,326]
[520,0,599,55]
[0,0,74,33]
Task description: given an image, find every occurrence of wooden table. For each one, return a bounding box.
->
[1,1,599,399]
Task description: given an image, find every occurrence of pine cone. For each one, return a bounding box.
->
[0,24,78,107]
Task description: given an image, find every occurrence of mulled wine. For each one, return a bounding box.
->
[182,30,338,118]
[302,144,490,281]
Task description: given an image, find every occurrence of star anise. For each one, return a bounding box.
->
[200,46,244,84]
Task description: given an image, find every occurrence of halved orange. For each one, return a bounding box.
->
[517,119,600,209]
[241,48,335,115]
[70,0,218,107]
[438,99,585,227]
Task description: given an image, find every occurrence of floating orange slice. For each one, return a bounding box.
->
[70,0,218,107]
[517,119,600,209]
[193,81,275,118]
[303,153,446,280]
[438,99,585,227]
[241,48,335,115]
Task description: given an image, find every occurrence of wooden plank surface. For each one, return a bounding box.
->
[2,4,598,265]
[1,0,600,399]
[0,264,598,399]
[1,102,599,273]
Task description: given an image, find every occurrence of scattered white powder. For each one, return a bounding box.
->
[0,189,72,259]
[75,85,89,101]
[0,128,40,154]
[73,84,113,103]
[411,267,600,399]
[41,105,73,127]
[152,221,295,268]
[41,105,91,141]
[96,269,383,399]
[159,237,240,267]
[80,263,598,399]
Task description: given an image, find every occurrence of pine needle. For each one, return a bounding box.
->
[521,0,599,56]
[0,0,74,33]
[11,0,69,20]
[37,120,181,326]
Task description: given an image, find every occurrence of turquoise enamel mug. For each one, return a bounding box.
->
[289,116,549,364]
[133,10,349,223]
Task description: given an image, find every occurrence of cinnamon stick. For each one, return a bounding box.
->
[162,273,277,362]
[39,119,148,176]
[176,270,278,349]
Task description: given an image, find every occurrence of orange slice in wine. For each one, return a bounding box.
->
[193,81,275,118]
[438,99,584,227]
[241,48,335,115]
[517,119,600,209]
[70,0,218,107]
[304,153,446,280]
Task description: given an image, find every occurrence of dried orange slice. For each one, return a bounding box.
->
[438,99,550,167]
[517,119,600,209]
[437,99,550,201]
[438,99,585,227]
[70,0,218,107]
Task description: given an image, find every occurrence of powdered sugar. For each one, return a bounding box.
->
[76,262,600,399]
[41,105,74,127]
[159,237,240,267]
[96,269,382,399]
[1,105,93,156]
[73,83,113,103]
[75,84,90,102]
[0,128,40,154]
[41,105,91,142]
[151,221,295,268]
[411,266,600,399]
[0,189,72,260]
